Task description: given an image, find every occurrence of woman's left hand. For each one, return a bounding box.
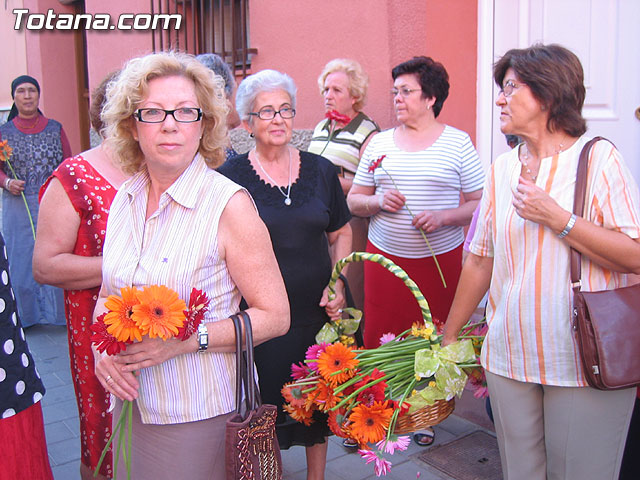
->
[115,336,188,373]
[412,210,446,233]
[319,282,346,321]
[512,176,564,230]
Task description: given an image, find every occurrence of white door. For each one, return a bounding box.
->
[477,0,640,182]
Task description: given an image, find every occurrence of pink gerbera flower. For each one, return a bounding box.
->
[305,342,330,372]
[359,449,392,476]
[376,435,411,454]
[379,332,396,345]
[291,362,311,380]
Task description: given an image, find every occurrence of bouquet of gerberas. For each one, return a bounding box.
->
[90,285,210,479]
[282,252,484,476]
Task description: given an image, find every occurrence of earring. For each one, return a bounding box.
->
[427,105,431,110]
[250,133,255,138]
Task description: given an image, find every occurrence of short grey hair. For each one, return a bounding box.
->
[235,69,297,122]
[195,53,235,98]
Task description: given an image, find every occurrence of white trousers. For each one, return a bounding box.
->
[486,371,635,480]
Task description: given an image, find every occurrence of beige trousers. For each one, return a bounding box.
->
[486,371,635,480]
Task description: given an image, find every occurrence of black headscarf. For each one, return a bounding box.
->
[8,75,42,122]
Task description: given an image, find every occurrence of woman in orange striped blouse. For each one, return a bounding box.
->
[443,44,640,480]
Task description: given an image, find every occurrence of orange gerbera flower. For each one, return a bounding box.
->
[348,400,393,445]
[132,285,186,339]
[104,286,143,342]
[327,408,349,438]
[281,382,306,409]
[283,403,314,426]
[309,379,342,412]
[0,140,13,161]
[316,342,358,386]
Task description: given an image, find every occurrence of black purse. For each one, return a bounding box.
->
[225,311,282,479]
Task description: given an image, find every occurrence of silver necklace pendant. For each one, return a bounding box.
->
[254,148,293,207]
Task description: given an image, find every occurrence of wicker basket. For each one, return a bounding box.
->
[327,251,455,432]
[395,398,455,433]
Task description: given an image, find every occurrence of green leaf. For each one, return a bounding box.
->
[340,308,362,335]
[315,323,339,344]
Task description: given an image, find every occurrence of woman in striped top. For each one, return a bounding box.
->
[348,56,484,447]
[91,52,289,479]
[443,44,640,480]
[308,59,380,313]
[348,56,483,341]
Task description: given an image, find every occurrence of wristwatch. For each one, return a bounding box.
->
[197,323,208,353]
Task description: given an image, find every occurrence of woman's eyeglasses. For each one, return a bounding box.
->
[390,87,422,97]
[134,107,203,123]
[499,80,526,97]
[249,106,296,120]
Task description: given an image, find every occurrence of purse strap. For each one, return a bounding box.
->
[231,311,262,417]
[569,136,609,294]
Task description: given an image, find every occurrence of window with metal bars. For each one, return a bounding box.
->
[150,0,256,77]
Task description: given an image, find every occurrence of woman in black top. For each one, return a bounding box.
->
[219,69,352,480]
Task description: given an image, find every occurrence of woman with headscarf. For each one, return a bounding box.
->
[0,75,71,327]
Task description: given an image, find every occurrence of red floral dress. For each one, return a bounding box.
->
[41,155,117,477]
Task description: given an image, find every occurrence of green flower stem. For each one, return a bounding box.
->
[318,120,335,157]
[93,400,129,477]
[4,158,35,240]
[387,377,417,438]
[126,400,132,480]
[114,405,126,477]
[380,166,446,288]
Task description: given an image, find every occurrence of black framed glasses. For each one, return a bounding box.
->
[391,87,422,97]
[499,80,526,97]
[134,107,203,123]
[249,106,296,120]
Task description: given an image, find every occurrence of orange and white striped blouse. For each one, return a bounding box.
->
[470,136,640,386]
[102,155,244,424]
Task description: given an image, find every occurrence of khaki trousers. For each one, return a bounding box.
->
[486,371,635,480]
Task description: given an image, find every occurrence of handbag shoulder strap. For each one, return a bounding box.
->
[231,311,262,417]
[239,310,261,408]
[231,313,245,415]
[569,136,611,292]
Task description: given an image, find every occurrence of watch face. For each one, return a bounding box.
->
[197,324,208,351]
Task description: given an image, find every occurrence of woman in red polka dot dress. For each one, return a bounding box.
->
[33,74,128,480]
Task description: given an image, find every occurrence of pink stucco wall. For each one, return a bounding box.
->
[21,0,82,153]
[426,0,478,142]
[2,0,478,153]
[249,0,477,140]
[84,0,154,103]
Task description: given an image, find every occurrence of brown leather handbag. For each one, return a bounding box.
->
[570,137,640,390]
[225,311,282,480]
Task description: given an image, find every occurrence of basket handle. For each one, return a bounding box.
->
[327,251,433,325]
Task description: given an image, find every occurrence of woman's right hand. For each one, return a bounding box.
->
[94,348,140,402]
[380,189,406,213]
[5,178,25,196]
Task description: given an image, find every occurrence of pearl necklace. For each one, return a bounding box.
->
[520,140,566,181]
[254,148,293,206]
